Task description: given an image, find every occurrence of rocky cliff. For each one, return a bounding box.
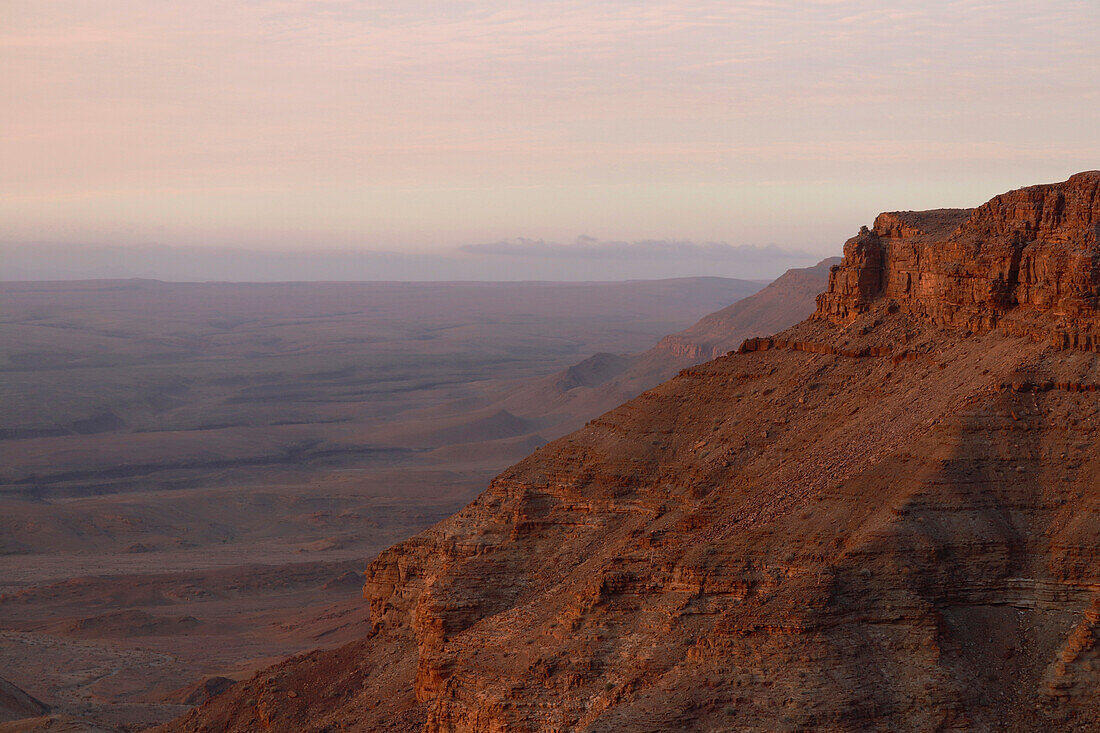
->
[162,173,1100,732]
[817,171,1100,349]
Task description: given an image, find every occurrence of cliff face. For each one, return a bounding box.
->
[817,171,1100,348]
[163,173,1100,733]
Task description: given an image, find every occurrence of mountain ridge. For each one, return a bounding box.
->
[494,258,838,439]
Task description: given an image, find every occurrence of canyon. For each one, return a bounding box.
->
[163,172,1100,731]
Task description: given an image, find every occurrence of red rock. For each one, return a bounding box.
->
[817,171,1100,350]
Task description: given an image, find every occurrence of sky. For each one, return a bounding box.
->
[2,0,1098,281]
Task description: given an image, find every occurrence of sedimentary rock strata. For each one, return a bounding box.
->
[817,171,1100,350]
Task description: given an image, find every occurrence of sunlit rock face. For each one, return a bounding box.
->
[818,171,1100,349]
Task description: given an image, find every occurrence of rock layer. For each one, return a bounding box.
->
[162,173,1100,732]
[817,171,1100,349]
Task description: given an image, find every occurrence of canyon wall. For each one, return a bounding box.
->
[817,171,1100,349]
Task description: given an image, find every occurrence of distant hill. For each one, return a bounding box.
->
[496,258,839,436]
[0,676,48,723]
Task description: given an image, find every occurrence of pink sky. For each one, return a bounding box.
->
[3,0,1098,269]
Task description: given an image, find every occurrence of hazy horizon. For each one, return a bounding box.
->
[4,1,1098,280]
[0,239,819,282]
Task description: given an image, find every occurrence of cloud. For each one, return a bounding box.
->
[462,236,813,262]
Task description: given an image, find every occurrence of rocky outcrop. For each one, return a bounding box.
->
[162,173,1100,732]
[169,676,237,707]
[817,171,1100,349]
